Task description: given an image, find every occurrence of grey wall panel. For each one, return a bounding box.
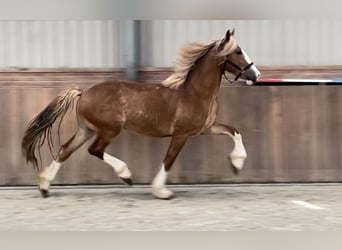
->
[1,20,342,68]
[147,20,342,67]
[0,20,123,68]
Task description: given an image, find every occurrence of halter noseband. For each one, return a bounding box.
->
[222,56,254,84]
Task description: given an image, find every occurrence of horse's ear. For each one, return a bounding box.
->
[225,29,235,41]
[225,30,231,41]
[220,29,234,51]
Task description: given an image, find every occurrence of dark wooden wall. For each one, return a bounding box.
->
[1,67,342,185]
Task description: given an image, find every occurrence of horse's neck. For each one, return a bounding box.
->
[186,52,222,99]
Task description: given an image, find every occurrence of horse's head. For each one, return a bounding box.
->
[218,29,260,85]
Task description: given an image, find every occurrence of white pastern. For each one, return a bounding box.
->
[152,164,174,199]
[103,152,131,179]
[229,132,247,170]
[38,160,61,190]
[242,49,261,78]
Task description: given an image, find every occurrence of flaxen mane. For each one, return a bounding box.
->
[162,36,238,89]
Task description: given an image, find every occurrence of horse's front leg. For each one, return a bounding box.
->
[202,122,247,174]
[152,135,189,199]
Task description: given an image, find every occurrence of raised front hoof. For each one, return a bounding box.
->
[230,162,239,175]
[228,155,246,175]
[39,188,50,198]
[120,177,133,186]
[152,187,175,200]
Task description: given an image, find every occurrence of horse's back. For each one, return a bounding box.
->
[76,80,178,136]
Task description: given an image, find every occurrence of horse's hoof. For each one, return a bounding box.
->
[120,177,133,186]
[39,189,50,198]
[156,195,174,200]
[230,162,240,175]
[228,154,245,175]
[152,188,174,200]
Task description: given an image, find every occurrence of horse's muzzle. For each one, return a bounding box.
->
[243,69,259,84]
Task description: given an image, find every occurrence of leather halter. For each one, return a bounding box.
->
[222,56,254,84]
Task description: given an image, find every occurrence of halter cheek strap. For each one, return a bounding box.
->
[222,57,254,84]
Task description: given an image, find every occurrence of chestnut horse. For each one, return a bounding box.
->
[22,29,260,199]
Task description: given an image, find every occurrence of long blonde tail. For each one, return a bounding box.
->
[21,85,82,170]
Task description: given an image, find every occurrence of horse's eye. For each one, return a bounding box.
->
[236,50,242,55]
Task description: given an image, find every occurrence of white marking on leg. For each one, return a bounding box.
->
[103,152,131,179]
[290,200,326,210]
[152,163,174,199]
[38,160,61,190]
[152,164,168,188]
[229,132,247,170]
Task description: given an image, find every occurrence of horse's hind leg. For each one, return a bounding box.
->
[38,126,94,197]
[88,132,133,185]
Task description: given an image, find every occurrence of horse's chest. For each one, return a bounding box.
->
[202,100,218,129]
